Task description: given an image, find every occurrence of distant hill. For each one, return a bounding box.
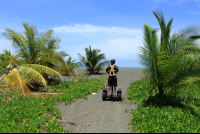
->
[69,62,84,66]
[76,62,84,66]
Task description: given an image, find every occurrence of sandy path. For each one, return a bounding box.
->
[54,67,144,133]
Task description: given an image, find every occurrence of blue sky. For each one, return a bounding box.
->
[1,0,200,67]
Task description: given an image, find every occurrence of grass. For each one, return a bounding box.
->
[0,73,107,133]
[3,68,200,133]
[127,76,200,133]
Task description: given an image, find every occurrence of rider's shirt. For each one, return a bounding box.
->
[106,64,118,79]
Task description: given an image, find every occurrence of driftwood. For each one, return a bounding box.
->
[145,85,156,102]
[24,93,64,95]
[19,93,65,98]
[60,120,76,126]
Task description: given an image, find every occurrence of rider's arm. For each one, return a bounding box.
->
[106,66,110,73]
[115,65,119,72]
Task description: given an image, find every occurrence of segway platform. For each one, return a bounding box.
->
[102,86,122,101]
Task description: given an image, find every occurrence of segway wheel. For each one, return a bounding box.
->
[102,91,106,101]
[117,92,122,101]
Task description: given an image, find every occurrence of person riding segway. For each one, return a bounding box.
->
[106,59,118,96]
[102,59,122,101]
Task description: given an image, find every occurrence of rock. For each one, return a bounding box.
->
[92,93,96,95]
[86,123,90,126]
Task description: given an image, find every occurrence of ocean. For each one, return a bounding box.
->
[78,66,145,69]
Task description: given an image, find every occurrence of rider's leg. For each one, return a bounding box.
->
[113,77,117,96]
[108,79,111,96]
[108,86,111,95]
[114,86,116,96]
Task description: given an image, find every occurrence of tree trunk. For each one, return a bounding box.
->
[145,85,156,102]
[158,86,164,98]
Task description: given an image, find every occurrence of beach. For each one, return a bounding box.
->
[55,67,144,133]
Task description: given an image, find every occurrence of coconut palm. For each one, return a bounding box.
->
[78,45,110,74]
[55,56,80,82]
[2,22,78,82]
[0,50,63,96]
[138,10,200,100]
[66,56,80,69]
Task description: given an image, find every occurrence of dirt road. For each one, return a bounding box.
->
[54,68,144,133]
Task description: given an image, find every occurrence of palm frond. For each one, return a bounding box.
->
[3,28,30,62]
[37,51,66,67]
[56,65,78,82]
[77,53,92,67]
[94,60,110,72]
[16,66,48,86]
[138,23,160,86]
[152,10,173,47]
[59,51,70,58]
[4,68,30,96]
[22,64,63,81]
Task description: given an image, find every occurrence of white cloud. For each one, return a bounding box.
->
[104,38,142,60]
[53,24,142,38]
[63,38,143,62]
[52,24,183,66]
[53,24,144,64]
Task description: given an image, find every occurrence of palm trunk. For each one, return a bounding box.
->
[158,85,164,98]
[145,85,156,102]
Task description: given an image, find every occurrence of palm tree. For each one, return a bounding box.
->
[0,50,63,96]
[138,10,200,100]
[66,56,80,69]
[78,45,110,74]
[55,56,80,82]
[2,22,78,82]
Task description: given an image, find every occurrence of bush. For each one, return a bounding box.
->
[127,77,200,133]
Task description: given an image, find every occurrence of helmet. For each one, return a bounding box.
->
[111,59,115,64]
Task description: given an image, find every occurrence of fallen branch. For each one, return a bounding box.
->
[0,74,6,81]
[60,120,76,126]
[145,85,156,102]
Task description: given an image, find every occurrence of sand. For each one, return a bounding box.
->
[54,67,144,133]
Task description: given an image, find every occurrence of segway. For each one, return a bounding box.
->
[102,85,122,101]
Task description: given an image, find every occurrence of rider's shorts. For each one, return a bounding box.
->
[108,76,117,87]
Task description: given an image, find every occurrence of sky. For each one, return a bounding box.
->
[1,0,200,67]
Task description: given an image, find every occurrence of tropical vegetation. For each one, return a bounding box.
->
[78,45,110,74]
[0,21,109,133]
[0,74,107,133]
[0,50,10,72]
[138,10,200,100]
[125,9,200,133]
[127,75,200,133]
[0,22,81,95]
